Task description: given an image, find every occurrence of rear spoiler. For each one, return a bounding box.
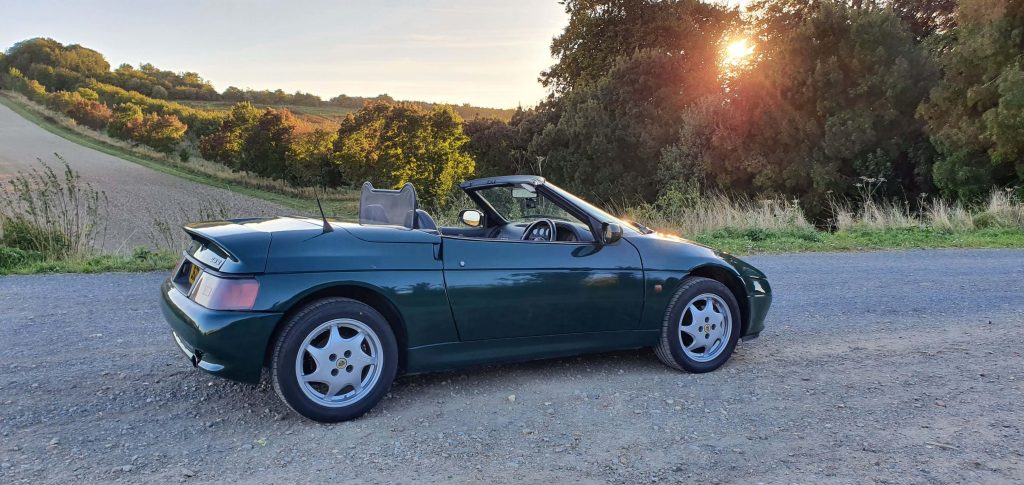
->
[181,221,272,274]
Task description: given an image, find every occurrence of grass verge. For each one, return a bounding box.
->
[0,250,179,275]
[695,227,1024,254]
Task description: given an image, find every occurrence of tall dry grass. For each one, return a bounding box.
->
[623,192,812,236]
[624,188,1023,237]
[0,156,107,256]
[832,188,1024,232]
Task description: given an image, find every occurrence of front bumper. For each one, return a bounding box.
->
[743,277,772,337]
[160,278,282,383]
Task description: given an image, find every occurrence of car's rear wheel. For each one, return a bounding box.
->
[654,276,741,373]
[271,297,398,422]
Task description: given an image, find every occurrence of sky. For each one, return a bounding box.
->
[0,0,570,108]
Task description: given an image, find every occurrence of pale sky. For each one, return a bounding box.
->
[0,0,570,108]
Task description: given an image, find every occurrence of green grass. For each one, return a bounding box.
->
[0,92,360,219]
[696,227,1024,254]
[0,249,178,275]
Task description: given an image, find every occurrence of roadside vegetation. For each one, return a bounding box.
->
[1,158,1020,276]
[0,158,177,275]
[0,1,1022,275]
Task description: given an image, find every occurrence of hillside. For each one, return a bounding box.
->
[0,38,517,121]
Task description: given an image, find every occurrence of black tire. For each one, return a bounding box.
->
[271,297,398,422]
[654,276,741,373]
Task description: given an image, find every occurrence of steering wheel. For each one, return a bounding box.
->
[521,219,556,241]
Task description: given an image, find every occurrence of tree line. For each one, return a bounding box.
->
[467,0,1022,217]
[2,0,1021,215]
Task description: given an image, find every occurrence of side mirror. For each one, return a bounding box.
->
[601,222,623,245]
[459,209,483,228]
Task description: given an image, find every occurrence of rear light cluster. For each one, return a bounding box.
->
[177,261,260,311]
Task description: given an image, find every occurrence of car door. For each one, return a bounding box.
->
[441,236,645,341]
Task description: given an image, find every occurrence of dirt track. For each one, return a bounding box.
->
[1,249,1022,483]
[0,102,289,251]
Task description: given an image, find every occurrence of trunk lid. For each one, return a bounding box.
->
[182,217,323,274]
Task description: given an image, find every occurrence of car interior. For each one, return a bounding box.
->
[358,181,595,243]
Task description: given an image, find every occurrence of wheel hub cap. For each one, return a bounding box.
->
[295,318,383,408]
[678,293,732,363]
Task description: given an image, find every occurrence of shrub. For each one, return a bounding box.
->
[76,87,99,101]
[66,97,113,129]
[0,219,70,255]
[134,112,187,153]
[0,156,107,257]
[108,102,144,140]
[0,246,45,271]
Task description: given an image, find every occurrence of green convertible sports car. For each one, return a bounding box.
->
[161,175,771,422]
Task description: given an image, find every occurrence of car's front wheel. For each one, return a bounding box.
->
[654,276,741,373]
[270,297,398,422]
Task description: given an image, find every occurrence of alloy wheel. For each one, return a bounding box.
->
[677,293,732,363]
[294,318,383,407]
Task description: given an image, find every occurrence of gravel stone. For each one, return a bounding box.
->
[0,249,1022,483]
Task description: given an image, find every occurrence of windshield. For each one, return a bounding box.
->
[544,183,644,235]
[474,184,580,224]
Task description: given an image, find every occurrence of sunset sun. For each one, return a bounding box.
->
[723,38,754,66]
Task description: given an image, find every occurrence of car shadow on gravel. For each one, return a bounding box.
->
[172,340,758,429]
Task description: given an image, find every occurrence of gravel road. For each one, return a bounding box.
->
[0,103,289,251]
[1,249,1022,483]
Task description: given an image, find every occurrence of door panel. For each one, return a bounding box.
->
[441,237,644,341]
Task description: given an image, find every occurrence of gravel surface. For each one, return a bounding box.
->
[0,103,289,251]
[1,249,1022,483]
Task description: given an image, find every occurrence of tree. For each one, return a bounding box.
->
[134,113,187,152]
[199,102,261,164]
[66,97,113,129]
[287,129,342,186]
[108,103,144,140]
[333,102,475,208]
[919,0,1024,199]
[698,2,938,213]
[527,0,735,203]
[150,85,168,99]
[0,38,109,80]
[240,108,297,179]
[542,0,739,94]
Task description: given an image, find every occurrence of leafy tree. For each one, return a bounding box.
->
[150,85,168,99]
[463,118,520,177]
[333,102,475,208]
[529,0,735,203]
[542,0,739,94]
[919,0,1024,199]
[1,38,109,79]
[700,2,938,212]
[66,98,113,130]
[107,103,145,140]
[287,128,342,186]
[134,113,188,152]
[199,102,261,164]
[239,108,297,179]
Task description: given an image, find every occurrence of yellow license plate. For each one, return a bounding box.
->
[188,264,200,285]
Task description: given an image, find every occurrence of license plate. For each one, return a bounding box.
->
[188,264,201,285]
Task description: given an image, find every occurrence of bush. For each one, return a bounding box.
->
[0,245,45,271]
[134,112,187,153]
[0,219,70,255]
[0,156,106,257]
[66,97,113,129]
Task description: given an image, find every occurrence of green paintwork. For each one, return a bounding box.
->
[161,178,772,384]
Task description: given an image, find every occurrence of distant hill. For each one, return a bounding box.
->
[0,37,517,122]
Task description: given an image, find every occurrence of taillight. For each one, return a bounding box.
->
[188,272,259,310]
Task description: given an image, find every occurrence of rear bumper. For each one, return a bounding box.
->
[160,278,282,383]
